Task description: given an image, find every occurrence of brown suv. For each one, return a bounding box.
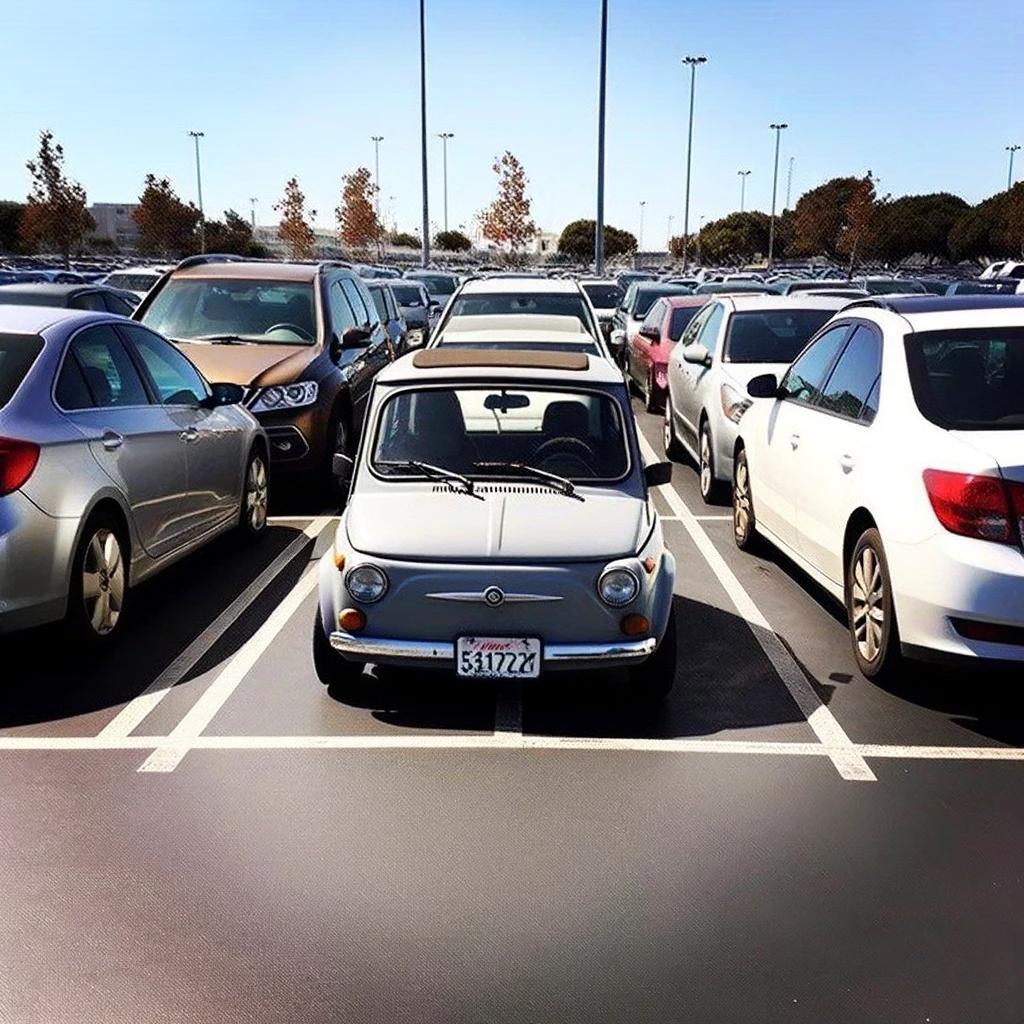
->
[134,256,392,494]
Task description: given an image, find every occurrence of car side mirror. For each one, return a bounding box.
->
[342,326,372,350]
[332,452,354,481]
[644,461,673,487]
[746,373,782,399]
[201,382,245,408]
[682,343,712,368]
[639,325,659,341]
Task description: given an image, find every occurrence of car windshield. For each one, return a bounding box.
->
[581,283,624,308]
[372,386,629,481]
[391,284,425,306]
[634,287,691,317]
[862,279,927,294]
[669,306,701,341]
[449,293,593,331]
[409,274,457,294]
[724,309,836,363]
[0,333,44,408]
[905,328,1024,430]
[140,278,318,344]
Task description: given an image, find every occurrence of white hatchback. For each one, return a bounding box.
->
[732,296,1024,679]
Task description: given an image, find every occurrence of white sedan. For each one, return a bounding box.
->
[732,296,1024,680]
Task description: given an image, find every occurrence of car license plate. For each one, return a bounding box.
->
[456,637,541,679]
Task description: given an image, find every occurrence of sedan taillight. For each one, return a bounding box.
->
[0,438,40,497]
[922,469,1024,547]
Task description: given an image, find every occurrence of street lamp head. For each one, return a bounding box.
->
[187,130,204,138]
[738,169,751,176]
[371,135,384,142]
[682,55,707,66]
[438,132,454,140]
[770,122,789,131]
[1008,144,1021,152]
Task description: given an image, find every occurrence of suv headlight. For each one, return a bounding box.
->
[345,564,389,603]
[720,382,752,423]
[597,566,639,607]
[250,381,318,414]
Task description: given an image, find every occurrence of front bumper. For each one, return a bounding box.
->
[328,631,658,671]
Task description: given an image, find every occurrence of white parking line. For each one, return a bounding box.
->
[137,564,322,772]
[640,434,875,782]
[99,517,332,741]
[662,515,732,522]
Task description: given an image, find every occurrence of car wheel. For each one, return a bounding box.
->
[698,419,723,504]
[236,447,269,543]
[845,528,902,681]
[66,512,129,648]
[312,608,366,689]
[663,395,684,461]
[628,605,677,702]
[644,371,660,413]
[326,414,351,504]
[732,447,758,552]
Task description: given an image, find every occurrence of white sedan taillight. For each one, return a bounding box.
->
[922,469,1024,547]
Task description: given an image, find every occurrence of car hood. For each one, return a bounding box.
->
[172,340,318,387]
[951,430,1024,482]
[345,489,648,561]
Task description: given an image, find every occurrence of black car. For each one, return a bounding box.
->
[0,282,139,316]
[403,269,459,307]
[134,255,391,496]
[388,280,436,347]
[364,280,409,356]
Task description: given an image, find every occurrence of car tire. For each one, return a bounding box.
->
[326,413,351,505]
[698,419,724,504]
[845,527,903,682]
[732,446,759,552]
[663,395,684,461]
[235,447,269,544]
[312,608,366,689]
[628,605,677,702]
[66,511,129,649]
[644,371,661,414]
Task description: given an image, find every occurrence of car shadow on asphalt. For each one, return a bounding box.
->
[0,524,316,730]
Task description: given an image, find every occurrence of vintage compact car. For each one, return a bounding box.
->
[313,347,679,700]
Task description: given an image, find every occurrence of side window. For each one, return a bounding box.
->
[641,300,664,332]
[54,354,94,410]
[102,292,134,316]
[679,305,710,347]
[781,324,851,406]
[69,291,107,312]
[696,303,725,354]
[328,280,359,335]
[817,325,882,422]
[65,325,149,408]
[621,285,636,314]
[368,288,388,321]
[118,324,208,405]
[341,279,371,326]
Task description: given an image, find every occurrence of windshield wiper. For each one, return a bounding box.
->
[191,334,256,345]
[378,460,482,498]
[474,461,584,501]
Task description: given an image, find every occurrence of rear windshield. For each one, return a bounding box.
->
[634,287,692,317]
[581,283,624,308]
[669,306,701,341]
[724,309,836,363]
[0,333,44,408]
[391,284,425,305]
[408,274,457,294]
[861,279,927,294]
[449,293,592,331]
[905,328,1024,430]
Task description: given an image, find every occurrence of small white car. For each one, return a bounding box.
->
[732,295,1024,679]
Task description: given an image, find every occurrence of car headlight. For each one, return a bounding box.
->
[250,381,318,414]
[720,382,752,423]
[345,564,389,603]
[597,566,639,607]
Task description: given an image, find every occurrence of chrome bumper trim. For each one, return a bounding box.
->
[328,632,657,664]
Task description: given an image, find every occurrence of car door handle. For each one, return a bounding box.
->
[179,426,200,443]
[839,454,855,473]
[101,430,123,451]
[790,433,800,449]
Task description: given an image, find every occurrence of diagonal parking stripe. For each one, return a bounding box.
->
[637,432,876,782]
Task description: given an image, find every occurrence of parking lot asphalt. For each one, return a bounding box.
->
[2,397,1023,1024]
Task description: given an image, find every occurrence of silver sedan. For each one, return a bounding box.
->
[0,306,270,646]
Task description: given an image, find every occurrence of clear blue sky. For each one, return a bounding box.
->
[2,0,1021,248]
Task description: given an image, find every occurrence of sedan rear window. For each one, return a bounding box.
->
[581,284,624,308]
[0,333,44,408]
[391,284,425,306]
[372,386,629,481]
[449,293,593,333]
[905,328,1024,429]
[724,309,836,363]
[633,287,693,318]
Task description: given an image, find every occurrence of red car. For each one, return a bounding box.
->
[625,295,707,411]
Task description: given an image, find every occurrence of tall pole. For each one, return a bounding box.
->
[785,155,795,210]
[667,214,674,251]
[680,55,707,269]
[767,122,788,269]
[187,130,205,254]
[371,135,384,255]
[595,0,608,275]
[419,0,430,267]
[249,197,257,229]
[638,200,646,251]
[437,133,454,232]
[1007,145,1020,191]
[697,215,704,265]
[738,170,750,213]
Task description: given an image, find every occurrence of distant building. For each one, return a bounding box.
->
[87,203,140,249]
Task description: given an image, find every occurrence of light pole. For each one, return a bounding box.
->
[187,130,205,253]
[595,0,608,275]
[1007,145,1020,190]
[437,132,454,232]
[419,0,430,267]
[681,55,707,269]
[767,122,788,268]
[371,135,384,255]
[785,155,795,210]
[638,200,646,251]
[667,214,674,251]
[249,197,257,230]
[738,170,751,213]
[697,215,704,265]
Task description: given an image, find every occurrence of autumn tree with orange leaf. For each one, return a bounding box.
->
[275,177,317,260]
[478,151,537,254]
[336,167,380,252]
